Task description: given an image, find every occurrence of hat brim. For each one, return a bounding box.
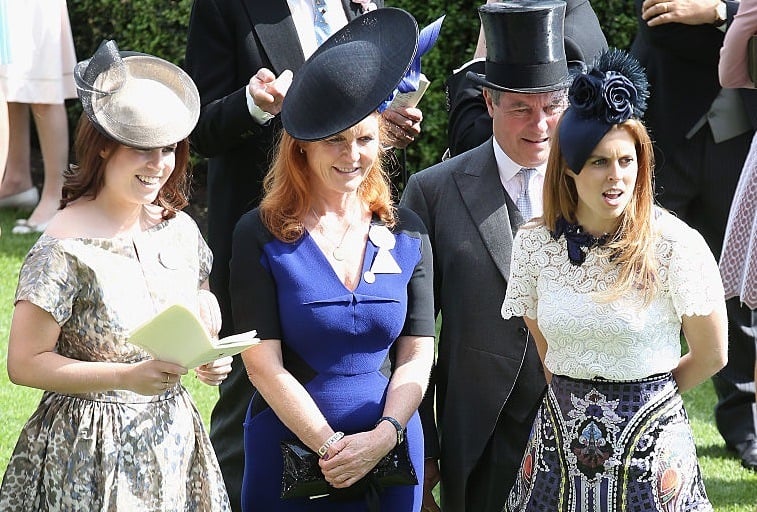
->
[466,70,571,94]
[282,8,418,141]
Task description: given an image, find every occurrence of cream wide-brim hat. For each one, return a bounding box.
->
[74,40,200,149]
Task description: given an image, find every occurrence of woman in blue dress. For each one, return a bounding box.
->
[230,9,436,512]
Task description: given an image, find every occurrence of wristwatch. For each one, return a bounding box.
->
[713,0,727,27]
[376,416,405,445]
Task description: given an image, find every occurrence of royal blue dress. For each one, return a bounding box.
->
[230,207,435,512]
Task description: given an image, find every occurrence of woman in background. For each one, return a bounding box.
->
[0,0,76,233]
[718,0,757,434]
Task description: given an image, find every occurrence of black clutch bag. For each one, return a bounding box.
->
[280,437,418,502]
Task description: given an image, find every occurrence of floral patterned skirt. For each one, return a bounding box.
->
[0,386,230,511]
[504,373,712,512]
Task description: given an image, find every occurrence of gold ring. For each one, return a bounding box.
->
[662,2,668,12]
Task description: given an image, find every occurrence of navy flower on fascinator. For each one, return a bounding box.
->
[559,48,649,173]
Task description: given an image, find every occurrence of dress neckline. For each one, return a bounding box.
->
[550,217,611,266]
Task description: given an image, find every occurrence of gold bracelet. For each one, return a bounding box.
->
[317,431,344,458]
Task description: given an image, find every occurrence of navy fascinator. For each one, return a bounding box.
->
[558,49,649,173]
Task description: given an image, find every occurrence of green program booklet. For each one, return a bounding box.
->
[129,304,259,369]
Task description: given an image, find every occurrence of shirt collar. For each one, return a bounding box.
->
[491,138,546,184]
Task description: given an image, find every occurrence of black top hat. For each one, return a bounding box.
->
[74,40,200,149]
[468,0,570,94]
[282,8,418,141]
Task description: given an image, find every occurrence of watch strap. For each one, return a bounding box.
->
[376,416,404,445]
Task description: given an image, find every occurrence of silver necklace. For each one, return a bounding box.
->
[311,208,352,261]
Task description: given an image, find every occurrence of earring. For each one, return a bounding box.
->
[299,147,305,154]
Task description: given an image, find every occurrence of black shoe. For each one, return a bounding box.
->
[733,440,757,471]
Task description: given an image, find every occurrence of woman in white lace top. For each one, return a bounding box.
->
[500,49,727,512]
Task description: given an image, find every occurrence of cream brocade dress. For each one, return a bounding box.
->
[0,212,230,511]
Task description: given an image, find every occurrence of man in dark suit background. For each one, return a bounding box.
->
[631,0,757,470]
[445,0,607,158]
[184,2,423,509]
[400,2,607,510]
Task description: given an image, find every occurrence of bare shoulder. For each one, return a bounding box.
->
[44,204,89,239]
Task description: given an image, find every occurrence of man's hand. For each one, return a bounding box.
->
[382,106,423,149]
[248,68,293,116]
[421,458,441,512]
[641,0,721,26]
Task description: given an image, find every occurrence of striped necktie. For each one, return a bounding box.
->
[516,167,536,222]
[313,0,331,46]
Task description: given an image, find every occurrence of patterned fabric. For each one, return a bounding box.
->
[502,210,724,380]
[719,133,757,308]
[313,0,331,46]
[516,167,537,222]
[0,212,231,511]
[504,374,712,511]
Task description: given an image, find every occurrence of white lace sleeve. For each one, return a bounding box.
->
[501,226,544,320]
[664,216,725,318]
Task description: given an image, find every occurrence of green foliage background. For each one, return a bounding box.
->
[67,0,637,176]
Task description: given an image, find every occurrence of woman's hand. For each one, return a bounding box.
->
[318,426,396,488]
[124,359,187,396]
[195,356,233,386]
[198,288,222,339]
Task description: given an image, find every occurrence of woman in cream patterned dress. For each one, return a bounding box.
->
[0,41,232,510]
[502,49,727,511]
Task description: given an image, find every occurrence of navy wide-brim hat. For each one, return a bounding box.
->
[468,0,570,94]
[282,8,418,141]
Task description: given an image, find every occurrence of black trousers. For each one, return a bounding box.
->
[655,126,757,447]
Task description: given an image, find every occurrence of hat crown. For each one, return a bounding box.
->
[316,41,382,103]
[282,8,418,141]
[481,0,567,66]
[469,0,569,93]
[75,40,200,149]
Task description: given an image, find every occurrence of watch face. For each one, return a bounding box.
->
[716,2,726,25]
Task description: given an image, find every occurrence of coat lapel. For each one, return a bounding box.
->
[242,0,305,73]
[453,140,521,281]
[243,0,365,74]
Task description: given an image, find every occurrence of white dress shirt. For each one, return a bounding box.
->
[287,0,349,59]
[492,138,545,219]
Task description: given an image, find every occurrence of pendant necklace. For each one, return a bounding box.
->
[311,208,352,261]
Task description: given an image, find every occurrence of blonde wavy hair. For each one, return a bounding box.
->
[542,118,659,304]
[260,114,396,242]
